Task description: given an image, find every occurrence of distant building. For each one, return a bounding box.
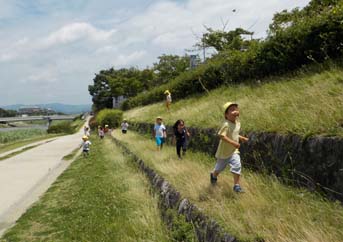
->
[18,106,56,115]
[18,106,42,115]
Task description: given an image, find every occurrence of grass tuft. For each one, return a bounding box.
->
[1,136,170,242]
[112,130,343,242]
[124,67,343,137]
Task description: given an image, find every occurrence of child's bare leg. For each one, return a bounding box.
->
[213,170,220,177]
[233,173,240,185]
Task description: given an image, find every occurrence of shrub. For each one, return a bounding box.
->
[96,109,123,128]
[88,116,98,130]
[121,2,343,110]
[47,121,74,134]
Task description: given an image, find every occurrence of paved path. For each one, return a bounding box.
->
[0,121,88,236]
[0,137,57,158]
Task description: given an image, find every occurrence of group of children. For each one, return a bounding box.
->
[80,120,130,156]
[81,101,249,193]
[154,102,249,193]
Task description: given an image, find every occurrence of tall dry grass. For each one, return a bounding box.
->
[125,67,343,137]
[112,130,343,242]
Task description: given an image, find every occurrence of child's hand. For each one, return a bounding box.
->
[232,141,240,149]
[240,136,249,143]
[232,110,240,117]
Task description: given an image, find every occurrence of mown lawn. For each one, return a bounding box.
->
[112,130,343,242]
[124,66,343,137]
[1,136,170,242]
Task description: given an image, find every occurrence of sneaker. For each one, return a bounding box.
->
[233,184,244,193]
[210,173,217,184]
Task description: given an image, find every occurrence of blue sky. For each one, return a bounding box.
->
[0,0,310,106]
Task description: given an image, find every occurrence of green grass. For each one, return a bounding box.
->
[0,144,41,161]
[62,147,80,161]
[0,135,58,155]
[0,129,47,144]
[1,136,170,242]
[124,66,343,137]
[112,130,343,242]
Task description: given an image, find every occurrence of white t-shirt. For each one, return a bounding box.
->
[121,122,129,130]
[166,94,172,102]
[154,124,166,138]
[82,140,92,151]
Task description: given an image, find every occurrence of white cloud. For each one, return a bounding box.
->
[0,0,311,105]
[41,22,117,48]
[0,22,117,63]
[112,50,147,67]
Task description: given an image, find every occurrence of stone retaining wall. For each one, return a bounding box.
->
[129,122,343,201]
[111,136,237,242]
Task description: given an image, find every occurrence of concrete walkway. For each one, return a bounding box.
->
[0,122,88,236]
[0,137,57,159]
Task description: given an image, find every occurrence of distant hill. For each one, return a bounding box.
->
[1,103,91,114]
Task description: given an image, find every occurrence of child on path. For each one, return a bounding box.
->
[83,125,88,135]
[173,119,190,159]
[153,117,167,151]
[121,120,129,134]
[210,102,249,193]
[98,126,104,139]
[164,90,172,111]
[81,135,92,157]
[85,127,91,137]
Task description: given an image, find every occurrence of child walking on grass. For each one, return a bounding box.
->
[81,135,92,157]
[210,102,249,193]
[164,90,172,112]
[173,119,190,159]
[98,126,104,139]
[121,120,129,134]
[153,117,167,151]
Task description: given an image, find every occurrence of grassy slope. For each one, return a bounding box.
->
[112,130,343,242]
[125,66,343,137]
[1,137,170,242]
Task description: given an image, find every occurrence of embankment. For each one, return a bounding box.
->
[129,122,343,201]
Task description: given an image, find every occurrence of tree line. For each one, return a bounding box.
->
[89,0,343,111]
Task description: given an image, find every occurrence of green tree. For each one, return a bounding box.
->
[152,54,190,84]
[199,27,254,52]
[88,71,113,111]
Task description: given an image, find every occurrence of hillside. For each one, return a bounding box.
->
[124,65,343,137]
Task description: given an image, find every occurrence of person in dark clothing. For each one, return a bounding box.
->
[173,119,190,159]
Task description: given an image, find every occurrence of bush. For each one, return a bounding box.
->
[88,116,98,130]
[121,2,343,110]
[96,109,123,128]
[47,121,74,134]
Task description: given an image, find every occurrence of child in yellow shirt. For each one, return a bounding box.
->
[210,102,249,192]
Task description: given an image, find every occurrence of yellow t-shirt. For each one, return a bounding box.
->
[215,120,240,159]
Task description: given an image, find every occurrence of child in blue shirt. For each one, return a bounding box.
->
[153,117,167,151]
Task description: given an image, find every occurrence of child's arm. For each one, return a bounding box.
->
[219,135,240,149]
[185,128,190,137]
[239,135,249,143]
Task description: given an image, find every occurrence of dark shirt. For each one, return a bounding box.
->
[174,128,187,142]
